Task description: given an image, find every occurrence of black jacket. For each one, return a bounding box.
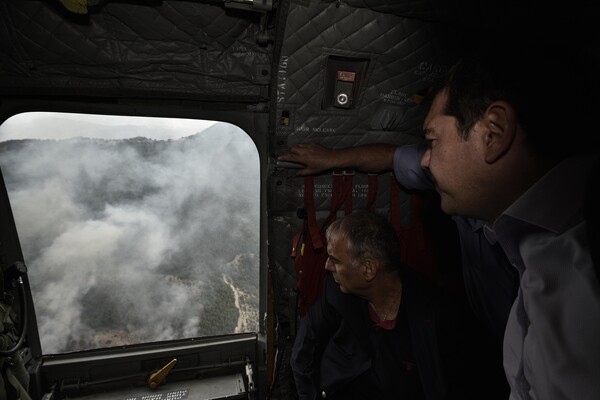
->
[290,270,470,400]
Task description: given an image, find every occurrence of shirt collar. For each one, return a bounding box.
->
[483,224,498,245]
[496,155,598,233]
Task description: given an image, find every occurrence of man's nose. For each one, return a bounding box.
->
[324,258,334,271]
[420,148,431,169]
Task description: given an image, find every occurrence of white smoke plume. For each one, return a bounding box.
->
[0,122,260,354]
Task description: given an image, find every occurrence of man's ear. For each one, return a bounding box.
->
[362,259,378,281]
[482,101,518,164]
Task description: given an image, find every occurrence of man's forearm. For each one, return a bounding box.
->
[278,143,397,176]
[329,144,397,173]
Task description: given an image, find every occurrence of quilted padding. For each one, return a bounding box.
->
[0,0,272,100]
[273,0,463,154]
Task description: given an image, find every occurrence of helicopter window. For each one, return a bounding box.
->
[0,112,260,354]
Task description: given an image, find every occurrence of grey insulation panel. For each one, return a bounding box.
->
[273,1,464,153]
[0,0,271,100]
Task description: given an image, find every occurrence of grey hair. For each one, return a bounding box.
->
[325,211,401,273]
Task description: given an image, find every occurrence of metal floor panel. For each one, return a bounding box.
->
[67,374,246,400]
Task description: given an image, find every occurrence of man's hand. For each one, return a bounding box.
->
[278,143,337,176]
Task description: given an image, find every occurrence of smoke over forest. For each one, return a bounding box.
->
[0,125,260,354]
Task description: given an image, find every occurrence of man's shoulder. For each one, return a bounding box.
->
[503,155,599,233]
[393,143,435,191]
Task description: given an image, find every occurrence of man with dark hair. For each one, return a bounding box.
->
[283,36,600,399]
[421,39,600,400]
[291,211,471,400]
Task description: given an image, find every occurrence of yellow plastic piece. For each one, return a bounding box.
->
[147,358,178,389]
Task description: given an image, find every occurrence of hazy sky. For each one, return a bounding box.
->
[0,112,260,354]
[0,112,218,141]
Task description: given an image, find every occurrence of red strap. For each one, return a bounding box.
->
[342,171,353,215]
[304,175,323,249]
[367,174,378,210]
[330,172,345,216]
[390,173,402,239]
[323,171,353,228]
[293,171,355,259]
[291,229,302,258]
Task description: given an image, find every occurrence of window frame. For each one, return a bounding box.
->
[0,99,270,400]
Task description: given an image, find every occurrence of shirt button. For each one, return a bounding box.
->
[321,390,327,398]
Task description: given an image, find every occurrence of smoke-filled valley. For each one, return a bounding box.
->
[0,125,260,354]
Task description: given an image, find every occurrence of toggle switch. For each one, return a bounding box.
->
[322,56,369,111]
[334,71,356,109]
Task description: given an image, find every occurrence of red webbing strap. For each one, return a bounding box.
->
[293,176,326,318]
[330,171,345,216]
[322,171,353,228]
[390,173,402,239]
[367,174,378,210]
[390,173,414,265]
[291,229,302,258]
[291,175,322,258]
[342,171,353,215]
[293,171,353,259]
[304,175,323,249]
